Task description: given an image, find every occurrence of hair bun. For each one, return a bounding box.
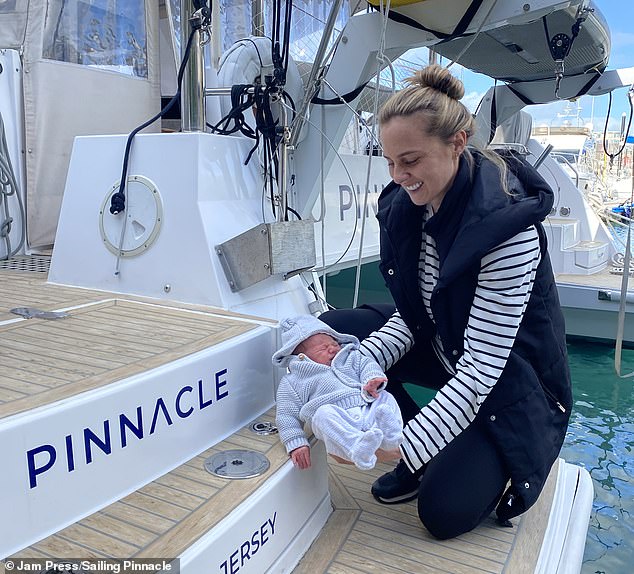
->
[407,64,464,101]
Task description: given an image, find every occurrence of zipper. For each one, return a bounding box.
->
[539,381,566,413]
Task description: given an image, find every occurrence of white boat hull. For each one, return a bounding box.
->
[557,281,634,344]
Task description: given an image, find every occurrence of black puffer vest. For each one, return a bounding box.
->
[377,150,572,520]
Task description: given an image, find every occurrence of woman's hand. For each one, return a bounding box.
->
[375,447,402,463]
[329,453,354,465]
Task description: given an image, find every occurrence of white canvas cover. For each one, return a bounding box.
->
[0,0,160,250]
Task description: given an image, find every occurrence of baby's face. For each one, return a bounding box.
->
[298,333,341,365]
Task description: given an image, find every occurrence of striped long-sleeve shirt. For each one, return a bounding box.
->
[361,206,542,471]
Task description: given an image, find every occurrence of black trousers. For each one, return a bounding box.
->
[320,304,510,539]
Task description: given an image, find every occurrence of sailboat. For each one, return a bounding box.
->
[1,0,620,571]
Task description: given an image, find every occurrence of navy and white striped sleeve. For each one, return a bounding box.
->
[359,311,414,372]
[400,226,542,472]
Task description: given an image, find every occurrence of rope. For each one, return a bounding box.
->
[208,2,295,221]
[283,100,360,273]
[601,87,634,169]
[614,219,634,378]
[108,6,213,277]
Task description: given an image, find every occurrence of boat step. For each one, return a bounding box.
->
[551,238,609,275]
[572,240,609,271]
[545,217,579,250]
[0,270,282,558]
[295,457,592,574]
[6,408,332,573]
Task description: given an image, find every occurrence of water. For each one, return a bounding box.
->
[562,339,634,574]
[322,264,634,573]
[609,222,634,258]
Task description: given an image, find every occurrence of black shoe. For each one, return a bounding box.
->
[371,460,423,504]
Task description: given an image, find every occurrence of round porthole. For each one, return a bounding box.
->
[99,175,163,257]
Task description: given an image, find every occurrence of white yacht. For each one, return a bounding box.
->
[2,0,622,571]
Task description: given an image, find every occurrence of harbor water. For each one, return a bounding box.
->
[323,263,634,574]
[562,338,634,573]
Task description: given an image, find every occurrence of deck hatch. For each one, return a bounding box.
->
[204,449,270,479]
[250,420,278,435]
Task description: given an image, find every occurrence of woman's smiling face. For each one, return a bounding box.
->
[381,115,465,211]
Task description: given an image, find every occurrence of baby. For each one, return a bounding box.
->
[272,315,403,470]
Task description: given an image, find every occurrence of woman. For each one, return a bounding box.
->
[320,64,571,540]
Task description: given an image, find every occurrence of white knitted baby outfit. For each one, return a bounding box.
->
[272,315,403,469]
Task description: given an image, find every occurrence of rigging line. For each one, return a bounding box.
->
[613,89,634,357]
[446,0,499,69]
[261,93,297,221]
[271,0,280,47]
[283,102,360,273]
[300,271,334,311]
[601,87,634,168]
[288,0,347,149]
[296,7,353,110]
[353,0,393,309]
[614,220,634,378]
[110,18,203,276]
[282,0,293,71]
[310,27,387,108]
[320,105,327,299]
[321,78,384,151]
[279,98,358,225]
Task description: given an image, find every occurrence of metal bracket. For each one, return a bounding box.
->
[215,220,316,291]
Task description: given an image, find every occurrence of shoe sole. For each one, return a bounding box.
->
[371,489,418,504]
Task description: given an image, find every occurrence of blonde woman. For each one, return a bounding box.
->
[320,64,571,539]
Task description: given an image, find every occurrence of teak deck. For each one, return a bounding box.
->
[7,408,287,563]
[296,459,557,574]
[0,267,258,419]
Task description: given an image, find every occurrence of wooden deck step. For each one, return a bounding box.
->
[7,409,282,557]
[295,458,561,573]
[1,262,589,573]
[0,269,267,419]
[1,266,284,561]
[0,262,103,323]
[7,408,331,574]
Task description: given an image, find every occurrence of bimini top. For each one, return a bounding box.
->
[367,0,610,84]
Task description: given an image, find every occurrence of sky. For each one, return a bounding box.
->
[396,1,634,135]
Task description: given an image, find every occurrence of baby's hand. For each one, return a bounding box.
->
[290,446,311,469]
[363,376,388,398]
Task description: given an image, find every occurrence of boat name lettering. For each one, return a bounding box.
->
[339,184,383,221]
[25,369,230,489]
[219,511,277,574]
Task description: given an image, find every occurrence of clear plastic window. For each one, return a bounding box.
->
[0,1,18,13]
[42,0,148,78]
